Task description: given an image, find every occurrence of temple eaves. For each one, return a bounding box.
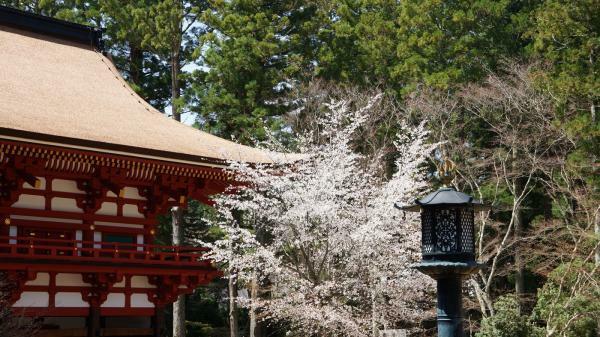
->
[0,6,299,168]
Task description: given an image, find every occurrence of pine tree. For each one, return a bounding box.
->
[312,0,531,93]
[99,0,173,111]
[315,0,400,86]
[131,2,209,336]
[392,0,519,92]
[191,0,317,144]
[527,0,599,105]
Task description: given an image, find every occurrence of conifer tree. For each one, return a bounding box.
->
[131,2,209,336]
[191,0,317,144]
[99,0,173,111]
[314,0,400,86]
[392,0,519,92]
[313,0,530,93]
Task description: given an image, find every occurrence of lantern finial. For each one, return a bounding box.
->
[437,157,455,187]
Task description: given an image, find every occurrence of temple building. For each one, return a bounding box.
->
[0,6,284,337]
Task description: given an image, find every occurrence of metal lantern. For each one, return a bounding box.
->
[396,187,489,337]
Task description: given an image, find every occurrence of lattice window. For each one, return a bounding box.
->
[421,209,434,254]
[459,208,475,253]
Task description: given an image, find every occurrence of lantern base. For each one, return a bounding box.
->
[436,275,463,337]
[411,261,483,337]
[411,260,482,279]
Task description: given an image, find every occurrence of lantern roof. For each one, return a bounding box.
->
[0,6,301,167]
[395,187,490,212]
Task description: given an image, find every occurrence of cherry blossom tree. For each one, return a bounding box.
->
[0,273,40,337]
[205,94,436,336]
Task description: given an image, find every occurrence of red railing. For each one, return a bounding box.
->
[0,236,212,268]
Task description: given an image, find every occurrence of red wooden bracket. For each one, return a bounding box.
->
[81,272,124,307]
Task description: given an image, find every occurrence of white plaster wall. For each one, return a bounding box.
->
[52,179,83,193]
[100,293,126,308]
[136,234,144,251]
[130,276,154,288]
[96,202,118,216]
[123,204,144,218]
[12,194,45,209]
[9,225,16,244]
[123,187,145,200]
[55,292,89,307]
[93,232,101,248]
[75,230,83,256]
[130,294,154,308]
[51,197,82,213]
[25,273,50,286]
[56,273,88,287]
[13,292,49,307]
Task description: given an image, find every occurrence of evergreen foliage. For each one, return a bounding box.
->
[476,295,542,337]
[527,0,599,102]
[533,261,600,337]
[190,0,317,143]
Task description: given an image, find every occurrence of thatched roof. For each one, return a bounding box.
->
[0,13,294,166]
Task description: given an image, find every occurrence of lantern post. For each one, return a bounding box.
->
[395,167,489,337]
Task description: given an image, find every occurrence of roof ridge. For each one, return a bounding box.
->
[0,5,102,50]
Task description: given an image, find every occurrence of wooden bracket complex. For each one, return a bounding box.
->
[0,155,44,207]
[81,272,124,307]
[146,274,204,307]
[137,175,218,216]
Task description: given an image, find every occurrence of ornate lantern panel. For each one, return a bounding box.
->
[421,206,475,261]
[396,187,487,264]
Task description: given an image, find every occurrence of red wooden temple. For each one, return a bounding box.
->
[0,6,286,337]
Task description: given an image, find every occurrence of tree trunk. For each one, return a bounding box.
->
[595,209,599,267]
[172,206,185,337]
[596,209,600,337]
[514,207,525,311]
[173,294,186,337]
[470,278,493,317]
[129,44,143,88]
[229,270,239,337]
[512,148,526,313]
[171,49,181,122]
[169,26,185,335]
[249,273,258,337]
[371,287,378,337]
